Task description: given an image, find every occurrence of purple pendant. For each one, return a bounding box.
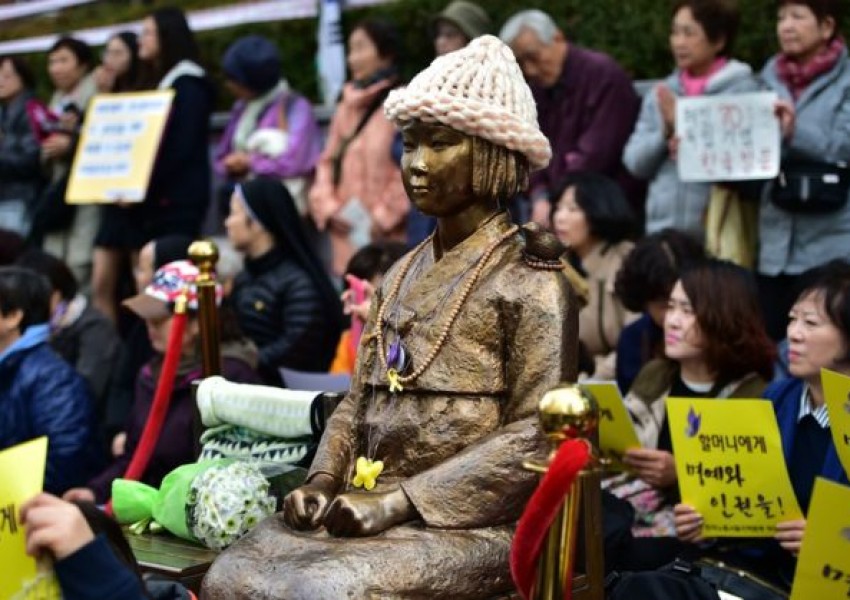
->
[387,340,406,371]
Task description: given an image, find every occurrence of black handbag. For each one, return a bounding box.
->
[606,560,722,600]
[696,559,789,600]
[607,559,789,600]
[28,172,76,243]
[770,158,850,214]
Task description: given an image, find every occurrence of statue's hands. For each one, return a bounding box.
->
[324,488,416,537]
[282,474,339,530]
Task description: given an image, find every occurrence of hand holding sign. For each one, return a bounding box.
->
[774,99,796,141]
[20,493,95,561]
[0,437,61,599]
[622,447,677,488]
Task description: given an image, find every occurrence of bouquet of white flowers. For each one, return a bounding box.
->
[113,460,304,551]
[186,462,277,550]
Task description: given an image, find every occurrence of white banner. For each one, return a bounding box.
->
[0,0,96,22]
[0,0,389,55]
[317,0,347,107]
[676,91,781,182]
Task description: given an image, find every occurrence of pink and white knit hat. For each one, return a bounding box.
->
[384,34,551,171]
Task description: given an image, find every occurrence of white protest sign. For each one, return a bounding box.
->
[676,91,780,182]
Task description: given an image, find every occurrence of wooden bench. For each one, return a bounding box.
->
[127,530,218,594]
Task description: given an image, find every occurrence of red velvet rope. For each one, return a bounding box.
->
[105,310,188,515]
[510,439,591,600]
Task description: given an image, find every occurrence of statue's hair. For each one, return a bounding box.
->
[471,136,530,205]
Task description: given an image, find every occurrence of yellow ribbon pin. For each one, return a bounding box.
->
[352,456,384,490]
[387,368,404,393]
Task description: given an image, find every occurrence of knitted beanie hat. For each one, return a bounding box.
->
[222,35,281,94]
[384,35,551,171]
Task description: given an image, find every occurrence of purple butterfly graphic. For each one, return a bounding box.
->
[685,406,701,438]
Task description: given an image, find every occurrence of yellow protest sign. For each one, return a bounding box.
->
[0,437,59,600]
[821,368,850,479]
[791,478,850,600]
[582,382,641,469]
[66,90,174,204]
[667,398,803,537]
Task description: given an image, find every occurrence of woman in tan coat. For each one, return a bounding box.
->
[551,172,638,379]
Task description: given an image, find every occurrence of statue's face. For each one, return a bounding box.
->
[401,121,474,218]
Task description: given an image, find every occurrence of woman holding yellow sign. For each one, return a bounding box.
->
[132,9,212,258]
[608,260,774,547]
[675,259,850,591]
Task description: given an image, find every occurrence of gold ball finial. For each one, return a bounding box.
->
[523,383,599,473]
[538,383,598,443]
[188,239,219,283]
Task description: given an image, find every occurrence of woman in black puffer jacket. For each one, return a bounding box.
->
[227,176,345,384]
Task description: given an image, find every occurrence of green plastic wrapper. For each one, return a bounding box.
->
[113,460,233,541]
[111,460,308,547]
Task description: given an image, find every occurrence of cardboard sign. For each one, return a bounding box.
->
[582,382,641,469]
[676,91,780,182]
[0,437,60,599]
[667,398,802,537]
[66,90,174,204]
[791,478,850,600]
[821,368,850,479]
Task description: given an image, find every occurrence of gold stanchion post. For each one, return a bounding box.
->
[523,383,603,600]
[188,239,221,377]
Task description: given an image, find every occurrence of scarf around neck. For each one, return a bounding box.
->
[233,80,289,152]
[679,57,728,96]
[158,59,206,90]
[776,37,845,100]
[342,76,394,111]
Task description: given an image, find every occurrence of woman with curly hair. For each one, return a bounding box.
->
[613,228,706,393]
[607,259,775,550]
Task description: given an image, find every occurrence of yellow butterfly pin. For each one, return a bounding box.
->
[352,456,384,490]
[387,368,403,393]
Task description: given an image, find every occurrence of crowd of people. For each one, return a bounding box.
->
[1,0,849,597]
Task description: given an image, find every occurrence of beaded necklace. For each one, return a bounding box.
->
[351,221,519,490]
[376,223,519,391]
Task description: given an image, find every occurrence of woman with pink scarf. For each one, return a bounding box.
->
[757,0,850,341]
[308,18,410,280]
[623,0,758,240]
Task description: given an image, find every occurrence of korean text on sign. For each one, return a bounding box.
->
[676,91,780,183]
[667,398,802,537]
[66,90,174,204]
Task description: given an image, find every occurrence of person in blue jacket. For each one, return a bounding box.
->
[675,258,850,591]
[0,267,101,494]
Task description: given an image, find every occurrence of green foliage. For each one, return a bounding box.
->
[6,0,850,108]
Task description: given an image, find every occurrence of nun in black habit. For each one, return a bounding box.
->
[226,176,344,384]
